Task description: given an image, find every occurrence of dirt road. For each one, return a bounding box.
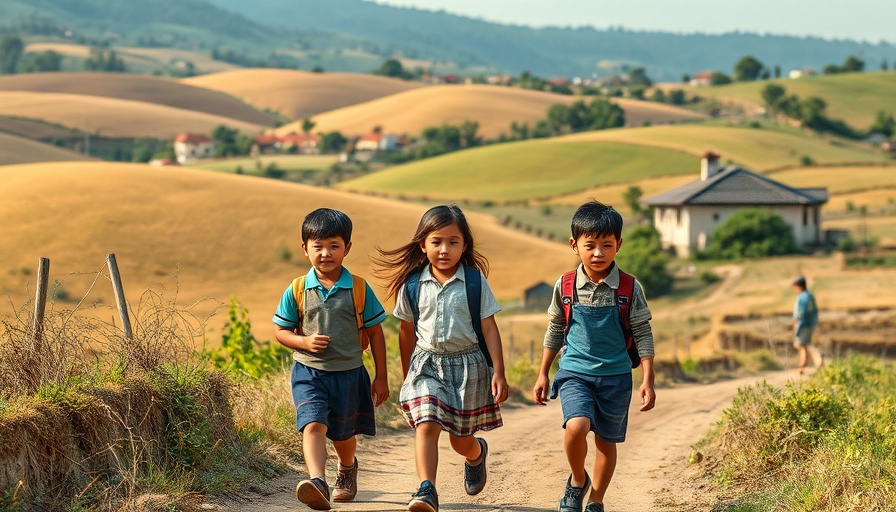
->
[209,369,798,512]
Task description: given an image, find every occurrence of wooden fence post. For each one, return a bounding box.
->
[30,257,50,345]
[106,253,133,339]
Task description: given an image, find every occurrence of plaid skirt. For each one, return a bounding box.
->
[400,345,503,436]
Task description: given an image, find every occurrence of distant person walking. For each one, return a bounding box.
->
[791,276,822,374]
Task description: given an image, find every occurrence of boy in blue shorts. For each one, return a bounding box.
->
[273,208,389,510]
[533,201,656,512]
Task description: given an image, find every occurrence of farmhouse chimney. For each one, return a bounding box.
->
[701,151,721,180]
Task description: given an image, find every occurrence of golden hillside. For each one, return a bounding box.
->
[277,84,705,138]
[0,72,276,126]
[0,132,92,165]
[0,162,574,339]
[25,43,242,74]
[0,92,265,139]
[183,69,427,120]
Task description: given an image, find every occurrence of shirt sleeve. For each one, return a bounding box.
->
[543,276,566,351]
[479,272,502,319]
[272,284,299,329]
[361,282,387,328]
[629,278,655,357]
[392,282,414,322]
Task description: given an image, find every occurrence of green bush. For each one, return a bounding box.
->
[206,297,291,379]
[702,208,798,260]
[616,226,673,296]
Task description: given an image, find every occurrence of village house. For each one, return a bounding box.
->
[354,132,400,152]
[252,133,320,155]
[642,152,828,258]
[173,133,213,164]
[523,281,554,310]
[689,71,714,87]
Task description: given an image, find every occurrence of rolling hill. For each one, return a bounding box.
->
[276,84,705,138]
[24,43,244,75]
[0,91,265,139]
[183,69,427,121]
[0,132,92,165]
[336,125,885,202]
[697,71,896,129]
[0,72,276,126]
[0,162,576,339]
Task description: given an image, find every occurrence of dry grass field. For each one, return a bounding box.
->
[0,132,92,165]
[0,116,79,141]
[0,91,265,139]
[183,69,427,120]
[277,84,705,138]
[0,72,276,126]
[0,162,575,343]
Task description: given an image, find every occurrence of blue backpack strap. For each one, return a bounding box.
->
[405,271,422,324]
[464,265,493,368]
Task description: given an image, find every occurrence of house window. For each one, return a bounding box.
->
[712,213,719,221]
[803,207,808,226]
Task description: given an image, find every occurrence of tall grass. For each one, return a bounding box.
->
[698,355,896,511]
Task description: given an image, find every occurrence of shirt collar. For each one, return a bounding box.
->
[576,262,620,290]
[420,263,466,284]
[304,266,352,290]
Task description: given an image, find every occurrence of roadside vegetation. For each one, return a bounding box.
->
[697,355,896,511]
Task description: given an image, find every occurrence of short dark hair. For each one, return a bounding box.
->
[793,276,807,288]
[301,208,352,244]
[571,200,623,241]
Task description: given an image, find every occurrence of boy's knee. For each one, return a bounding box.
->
[304,422,328,435]
[565,416,591,437]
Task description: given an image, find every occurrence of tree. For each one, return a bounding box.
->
[704,208,797,259]
[628,67,653,87]
[374,58,408,79]
[870,111,895,137]
[760,83,787,112]
[85,47,125,72]
[0,36,24,74]
[301,118,316,135]
[587,98,625,130]
[774,65,781,78]
[319,131,347,153]
[734,55,765,81]
[19,50,61,73]
[667,89,686,105]
[709,72,732,86]
[842,55,865,73]
[615,226,673,297]
[622,186,643,215]
[212,125,239,157]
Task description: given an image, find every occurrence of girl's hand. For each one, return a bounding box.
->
[302,334,330,353]
[491,373,509,404]
[371,375,389,407]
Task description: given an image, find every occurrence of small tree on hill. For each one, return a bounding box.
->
[0,35,24,74]
[734,55,765,81]
[703,208,797,259]
[616,226,673,297]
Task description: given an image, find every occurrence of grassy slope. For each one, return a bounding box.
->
[0,132,92,165]
[701,71,896,128]
[278,84,705,138]
[0,72,276,126]
[0,91,265,139]
[337,125,884,201]
[183,69,427,121]
[0,162,575,339]
[25,43,244,75]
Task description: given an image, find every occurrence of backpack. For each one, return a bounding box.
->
[805,292,819,328]
[404,265,492,368]
[560,268,641,369]
[291,274,370,350]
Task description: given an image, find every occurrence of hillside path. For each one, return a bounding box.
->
[208,369,798,512]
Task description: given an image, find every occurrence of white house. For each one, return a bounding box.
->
[174,133,213,164]
[355,132,399,152]
[643,152,828,257]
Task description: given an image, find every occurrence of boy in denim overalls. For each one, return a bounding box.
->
[533,201,656,512]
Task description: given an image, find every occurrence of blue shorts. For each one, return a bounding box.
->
[291,362,376,441]
[553,368,632,443]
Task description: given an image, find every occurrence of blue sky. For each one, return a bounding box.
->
[369,1,896,44]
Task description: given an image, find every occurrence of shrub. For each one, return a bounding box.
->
[206,297,290,379]
[703,208,798,260]
[616,226,673,296]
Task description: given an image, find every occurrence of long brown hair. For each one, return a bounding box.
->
[374,204,489,299]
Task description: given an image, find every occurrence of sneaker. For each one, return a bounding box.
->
[558,471,591,512]
[584,502,605,512]
[464,437,488,495]
[296,476,331,510]
[332,458,358,502]
[407,480,439,512]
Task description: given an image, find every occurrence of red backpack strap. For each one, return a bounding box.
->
[560,270,577,331]
[616,269,640,367]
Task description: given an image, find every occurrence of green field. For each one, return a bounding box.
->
[703,71,896,129]
[337,125,885,202]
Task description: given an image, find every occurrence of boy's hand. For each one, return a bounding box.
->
[371,375,389,407]
[302,334,330,353]
[639,381,656,411]
[533,374,550,405]
[491,373,509,404]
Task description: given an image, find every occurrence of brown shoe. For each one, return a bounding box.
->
[332,458,358,502]
[296,477,330,510]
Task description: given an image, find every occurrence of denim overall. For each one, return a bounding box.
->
[549,299,633,442]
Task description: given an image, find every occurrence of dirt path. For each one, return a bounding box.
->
[208,369,799,512]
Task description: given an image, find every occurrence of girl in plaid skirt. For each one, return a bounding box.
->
[375,204,507,512]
